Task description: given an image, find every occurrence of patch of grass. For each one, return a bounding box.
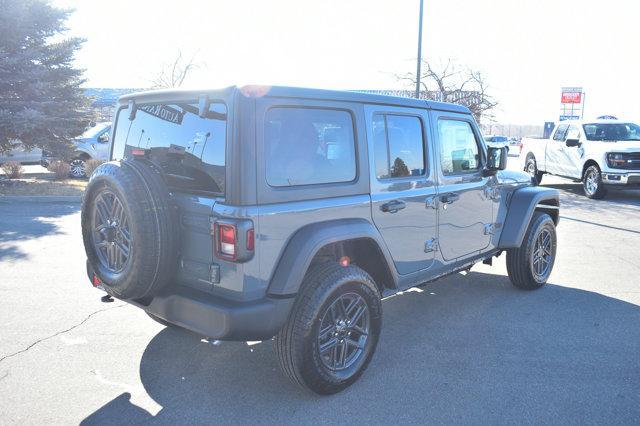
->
[0,178,87,196]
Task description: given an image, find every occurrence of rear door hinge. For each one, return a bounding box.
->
[424,238,439,253]
[484,186,501,201]
[484,223,496,235]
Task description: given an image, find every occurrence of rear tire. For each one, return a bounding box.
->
[275,263,382,395]
[583,165,607,199]
[525,156,543,185]
[506,212,557,290]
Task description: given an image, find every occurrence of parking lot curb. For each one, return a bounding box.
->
[0,195,82,204]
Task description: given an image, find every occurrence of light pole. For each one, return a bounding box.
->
[415,0,424,99]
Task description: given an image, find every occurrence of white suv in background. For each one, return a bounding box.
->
[43,122,112,178]
[520,119,640,198]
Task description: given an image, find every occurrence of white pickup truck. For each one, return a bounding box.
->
[520,119,640,198]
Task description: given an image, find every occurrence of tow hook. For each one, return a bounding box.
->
[101,294,114,303]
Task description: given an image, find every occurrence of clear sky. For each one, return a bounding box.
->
[54,0,640,124]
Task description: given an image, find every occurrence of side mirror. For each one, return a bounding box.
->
[98,133,109,143]
[565,138,580,147]
[483,146,507,176]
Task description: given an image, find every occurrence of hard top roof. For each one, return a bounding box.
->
[118,85,471,114]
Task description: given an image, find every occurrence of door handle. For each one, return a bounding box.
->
[380,200,406,213]
[440,193,460,204]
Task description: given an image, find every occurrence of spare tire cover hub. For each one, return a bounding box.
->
[91,189,132,273]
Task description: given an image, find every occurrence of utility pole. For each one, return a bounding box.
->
[415,0,424,99]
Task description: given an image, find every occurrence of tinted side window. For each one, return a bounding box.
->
[553,124,569,141]
[437,119,480,175]
[566,125,580,140]
[265,108,356,187]
[373,114,425,179]
[112,102,227,194]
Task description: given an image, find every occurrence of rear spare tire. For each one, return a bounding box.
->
[81,160,178,299]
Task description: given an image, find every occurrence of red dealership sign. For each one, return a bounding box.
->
[561,88,582,104]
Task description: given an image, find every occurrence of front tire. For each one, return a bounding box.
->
[70,157,87,178]
[506,212,557,290]
[583,165,607,199]
[275,263,382,395]
[525,156,544,185]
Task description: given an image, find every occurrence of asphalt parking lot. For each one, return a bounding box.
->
[1,171,639,424]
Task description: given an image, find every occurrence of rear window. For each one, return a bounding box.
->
[264,107,356,187]
[112,102,227,194]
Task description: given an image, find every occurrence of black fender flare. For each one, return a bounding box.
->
[266,218,398,296]
[498,186,560,249]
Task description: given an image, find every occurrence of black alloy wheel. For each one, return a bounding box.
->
[317,292,370,372]
[91,189,132,273]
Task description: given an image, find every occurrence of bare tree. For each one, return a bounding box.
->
[150,50,200,89]
[397,59,497,123]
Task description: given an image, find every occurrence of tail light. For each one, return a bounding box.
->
[216,223,237,260]
[213,220,254,262]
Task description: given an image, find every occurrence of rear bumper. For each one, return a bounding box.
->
[87,262,295,341]
[129,287,295,341]
[602,171,640,186]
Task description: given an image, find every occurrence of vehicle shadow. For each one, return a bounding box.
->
[543,182,640,210]
[81,271,640,424]
[0,202,79,261]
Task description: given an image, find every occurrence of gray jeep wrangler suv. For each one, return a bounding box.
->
[81,86,559,394]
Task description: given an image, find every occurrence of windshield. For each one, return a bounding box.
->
[582,123,640,141]
[80,122,110,139]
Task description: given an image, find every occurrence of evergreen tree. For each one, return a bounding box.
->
[390,157,410,177]
[0,0,94,158]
